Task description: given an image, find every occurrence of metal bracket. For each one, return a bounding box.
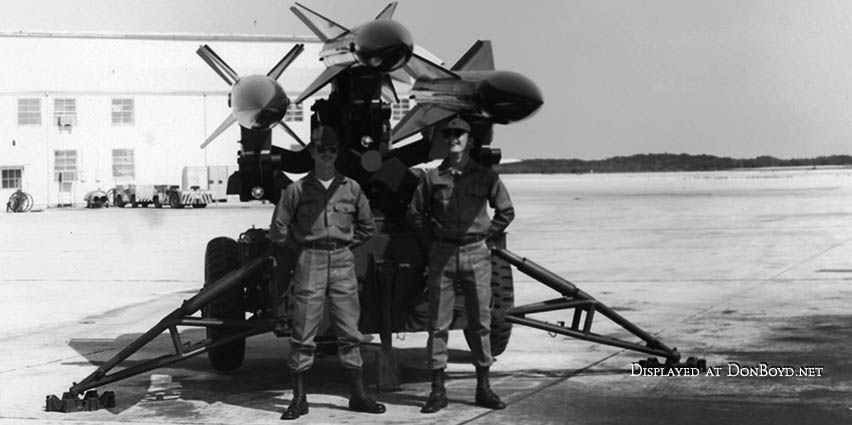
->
[493,248,705,368]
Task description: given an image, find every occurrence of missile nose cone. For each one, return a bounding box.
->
[477,71,543,124]
[354,20,413,72]
[231,75,290,129]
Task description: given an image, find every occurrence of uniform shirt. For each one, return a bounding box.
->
[409,158,514,242]
[269,173,375,247]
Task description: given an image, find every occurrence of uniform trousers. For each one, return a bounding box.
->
[288,247,363,372]
[426,239,493,370]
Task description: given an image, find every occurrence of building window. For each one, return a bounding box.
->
[112,149,135,178]
[1,169,22,189]
[54,98,77,126]
[391,98,412,120]
[54,150,78,182]
[17,98,41,125]
[284,103,303,122]
[111,98,135,125]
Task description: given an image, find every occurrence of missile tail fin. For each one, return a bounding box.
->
[291,2,350,42]
[391,104,457,143]
[294,64,349,104]
[381,75,400,104]
[375,2,398,20]
[201,114,238,149]
[451,40,495,71]
[275,121,307,147]
[197,44,240,85]
[267,44,305,80]
[398,52,459,82]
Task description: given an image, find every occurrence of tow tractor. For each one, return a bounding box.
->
[111,184,213,209]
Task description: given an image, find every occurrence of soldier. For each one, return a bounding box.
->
[269,126,385,420]
[409,117,515,413]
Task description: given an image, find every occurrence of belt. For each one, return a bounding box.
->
[434,234,486,245]
[302,240,349,251]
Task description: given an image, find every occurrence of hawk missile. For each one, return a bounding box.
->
[390,40,543,144]
[197,43,305,148]
[290,1,414,104]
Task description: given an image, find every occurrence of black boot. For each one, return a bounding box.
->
[347,368,386,414]
[281,371,309,420]
[474,366,505,410]
[420,369,448,413]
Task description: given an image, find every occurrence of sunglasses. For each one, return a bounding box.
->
[441,129,467,138]
[314,145,338,154]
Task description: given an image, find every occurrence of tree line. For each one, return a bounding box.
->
[492,154,852,174]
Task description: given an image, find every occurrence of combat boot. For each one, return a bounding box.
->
[420,369,448,413]
[280,371,309,420]
[474,366,505,410]
[347,368,386,414]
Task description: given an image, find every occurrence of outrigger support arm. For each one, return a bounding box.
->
[45,256,276,412]
[493,248,705,369]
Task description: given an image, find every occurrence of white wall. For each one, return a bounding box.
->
[0,33,324,207]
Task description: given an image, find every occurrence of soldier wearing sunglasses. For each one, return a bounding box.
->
[409,117,515,413]
[269,126,384,419]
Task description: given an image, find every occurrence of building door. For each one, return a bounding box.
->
[55,150,78,207]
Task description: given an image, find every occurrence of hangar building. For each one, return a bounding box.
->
[0,32,413,208]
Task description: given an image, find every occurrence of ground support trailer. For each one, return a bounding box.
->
[46,222,705,412]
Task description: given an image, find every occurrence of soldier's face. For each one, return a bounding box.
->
[310,143,339,165]
[443,130,469,154]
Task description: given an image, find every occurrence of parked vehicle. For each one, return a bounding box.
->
[84,189,109,208]
[111,184,213,208]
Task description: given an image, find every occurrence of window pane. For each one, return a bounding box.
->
[112,149,135,178]
[391,99,411,121]
[2,169,22,189]
[111,98,134,125]
[54,98,77,126]
[17,98,41,125]
[284,104,303,122]
[54,150,78,182]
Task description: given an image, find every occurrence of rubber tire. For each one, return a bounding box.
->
[489,252,514,357]
[203,237,246,372]
[169,193,184,209]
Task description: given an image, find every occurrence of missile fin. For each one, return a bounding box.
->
[267,44,305,80]
[291,2,350,42]
[275,121,307,147]
[201,114,238,149]
[375,2,398,20]
[398,52,459,82]
[390,104,457,143]
[381,75,400,104]
[451,40,495,71]
[389,46,446,85]
[197,44,239,86]
[294,64,349,104]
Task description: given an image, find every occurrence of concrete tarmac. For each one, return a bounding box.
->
[1,169,851,424]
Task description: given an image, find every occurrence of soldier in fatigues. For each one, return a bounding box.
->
[269,126,385,420]
[409,117,515,413]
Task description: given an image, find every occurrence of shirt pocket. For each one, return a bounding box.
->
[330,202,355,233]
[466,183,489,199]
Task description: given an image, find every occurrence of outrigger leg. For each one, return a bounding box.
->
[493,248,706,371]
[45,256,276,412]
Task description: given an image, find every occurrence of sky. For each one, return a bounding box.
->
[2,0,852,160]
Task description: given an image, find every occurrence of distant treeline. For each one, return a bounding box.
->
[493,154,852,174]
